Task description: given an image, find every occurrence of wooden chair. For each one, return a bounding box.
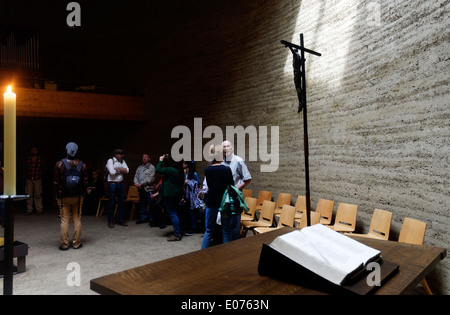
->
[297,211,321,228]
[315,199,334,225]
[123,185,140,220]
[327,203,358,233]
[273,193,292,214]
[293,195,307,220]
[346,209,392,240]
[399,217,427,245]
[241,197,257,222]
[277,195,306,222]
[242,189,252,198]
[97,185,140,220]
[96,195,109,216]
[241,200,275,237]
[254,205,296,234]
[398,217,433,295]
[96,182,110,216]
[255,191,272,211]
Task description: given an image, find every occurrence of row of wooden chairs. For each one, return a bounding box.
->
[96,185,140,220]
[241,190,337,229]
[240,196,327,237]
[243,190,374,235]
[242,189,433,294]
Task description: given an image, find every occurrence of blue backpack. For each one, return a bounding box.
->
[62,159,84,196]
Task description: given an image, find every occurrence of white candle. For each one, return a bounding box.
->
[3,85,16,196]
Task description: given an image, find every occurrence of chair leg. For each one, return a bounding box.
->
[129,203,135,221]
[240,226,248,238]
[96,201,102,216]
[422,278,433,295]
[99,202,106,216]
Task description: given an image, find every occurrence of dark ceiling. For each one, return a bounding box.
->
[0,0,201,95]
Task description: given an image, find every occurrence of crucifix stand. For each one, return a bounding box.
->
[281,34,321,226]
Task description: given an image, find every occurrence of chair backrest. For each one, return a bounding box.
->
[242,197,257,219]
[258,200,276,225]
[315,199,334,225]
[294,195,307,217]
[277,205,296,228]
[298,211,321,228]
[275,193,292,210]
[103,182,109,196]
[368,209,393,240]
[334,203,358,229]
[256,191,272,208]
[398,217,427,245]
[242,189,252,198]
[127,185,140,200]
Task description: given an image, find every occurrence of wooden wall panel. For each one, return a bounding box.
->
[0,87,145,120]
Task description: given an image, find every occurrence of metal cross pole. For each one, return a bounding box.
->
[281,34,321,227]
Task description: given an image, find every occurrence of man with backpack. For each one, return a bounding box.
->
[54,142,88,251]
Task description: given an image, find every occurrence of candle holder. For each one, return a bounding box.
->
[0,194,29,295]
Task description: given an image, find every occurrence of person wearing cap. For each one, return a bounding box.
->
[106,149,129,228]
[54,142,88,250]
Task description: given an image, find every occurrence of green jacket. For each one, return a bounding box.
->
[219,185,249,218]
[156,161,183,199]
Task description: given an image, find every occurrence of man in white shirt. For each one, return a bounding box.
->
[106,149,129,228]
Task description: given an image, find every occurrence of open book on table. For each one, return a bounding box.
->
[265,224,381,286]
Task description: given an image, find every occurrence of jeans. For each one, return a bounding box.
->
[108,182,125,223]
[163,197,181,237]
[201,206,219,249]
[221,213,241,243]
[187,206,198,232]
[138,188,152,221]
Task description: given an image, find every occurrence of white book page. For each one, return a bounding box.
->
[269,224,381,285]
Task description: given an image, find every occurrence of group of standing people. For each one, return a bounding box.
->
[52,144,184,250]
[125,139,252,246]
[18,139,252,251]
[200,140,252,249]
[145,140,253,245]
[111,139,252,248]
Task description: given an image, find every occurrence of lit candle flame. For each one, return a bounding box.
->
[6,85,12,93]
